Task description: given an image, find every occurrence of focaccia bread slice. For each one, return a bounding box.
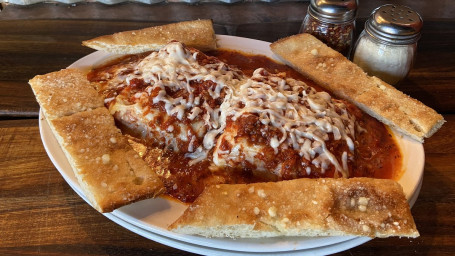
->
[50,107,164,212]
[29,69,164,212]
[82,19,217,54]
[29,69,104,120]
[169,178,419,238]
[270,33,445,142]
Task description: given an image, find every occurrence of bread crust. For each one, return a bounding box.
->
[29,69,104,120]
[82,19,217,54]
[29,69,164,212]
[169,178,419,238]
[270,33,445,142]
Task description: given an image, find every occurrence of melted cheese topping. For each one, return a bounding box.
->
[131,42,243,121]
[111,42,244,154]
[108,42,357,178]
[213,69,356,178]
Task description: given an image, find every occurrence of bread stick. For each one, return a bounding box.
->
[270,33,445,142]
[169,178,419,238]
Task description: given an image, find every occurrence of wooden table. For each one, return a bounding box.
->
[1,1,454,255]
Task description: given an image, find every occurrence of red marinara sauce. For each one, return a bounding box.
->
[88,49,403,203]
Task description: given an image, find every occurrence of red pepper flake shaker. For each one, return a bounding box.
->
[300,0,358,57]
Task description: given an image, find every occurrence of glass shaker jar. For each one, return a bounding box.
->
[300,0,358,57]
[352,4,423,85]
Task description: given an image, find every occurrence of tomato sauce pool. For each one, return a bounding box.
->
[89,48,403,203]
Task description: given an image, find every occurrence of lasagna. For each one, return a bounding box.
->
[88,41,401,202]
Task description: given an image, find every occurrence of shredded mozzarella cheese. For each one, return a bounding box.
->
[213,69,357,178]
[111,42,357,177]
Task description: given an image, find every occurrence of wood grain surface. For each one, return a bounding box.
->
[0,1,454,255]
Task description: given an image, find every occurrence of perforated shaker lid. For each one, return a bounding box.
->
[365,4,423,44]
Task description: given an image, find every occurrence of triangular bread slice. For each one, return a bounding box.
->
[169,178,419,238]
[270,33,445,142]
[82,19,217,54]
[29,69,164,212]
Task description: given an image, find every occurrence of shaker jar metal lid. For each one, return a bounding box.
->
[308,0,358,23]
[365,4,423,44]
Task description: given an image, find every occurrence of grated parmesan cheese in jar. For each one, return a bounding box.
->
[352,4,422,85]
[353,35,416,85]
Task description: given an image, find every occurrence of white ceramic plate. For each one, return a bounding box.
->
[39,35,424,254]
